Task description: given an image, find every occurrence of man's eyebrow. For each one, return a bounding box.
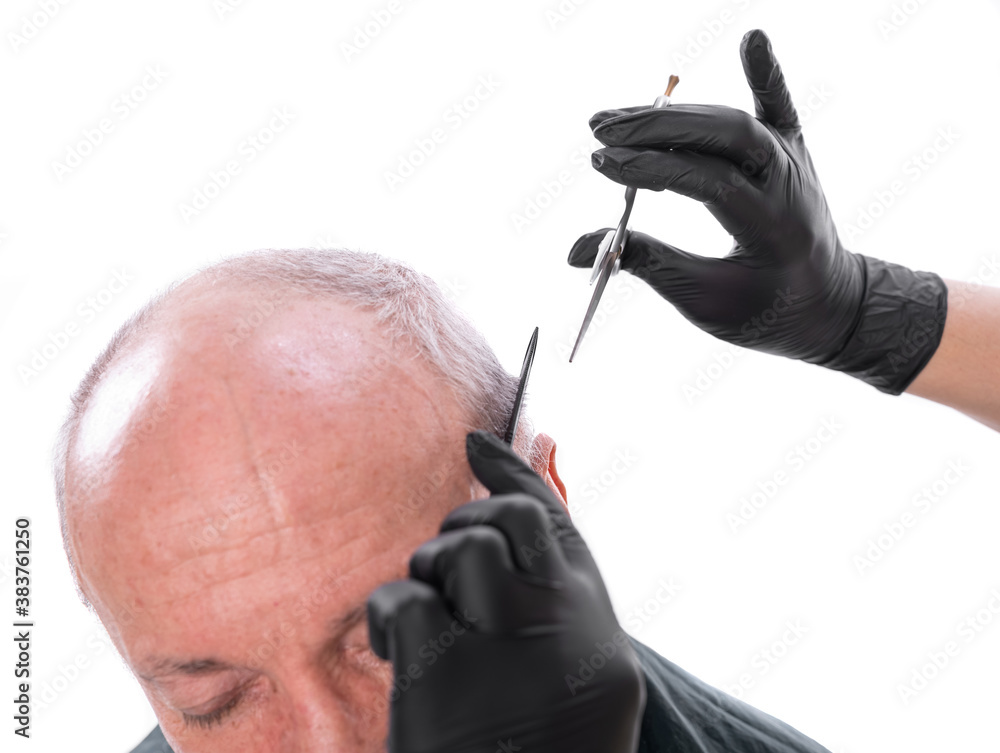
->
[327,603,367,641]
[138,605,369,680]
[138,658,235,681]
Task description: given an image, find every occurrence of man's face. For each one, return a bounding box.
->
[65,293,507,751]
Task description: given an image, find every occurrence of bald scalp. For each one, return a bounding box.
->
[54,248,537,609]
[66,291,476,619]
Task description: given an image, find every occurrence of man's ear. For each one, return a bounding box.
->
[529,432,569,514]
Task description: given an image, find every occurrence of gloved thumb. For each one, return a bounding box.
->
[567,228,724,300]
[740,29,800,131]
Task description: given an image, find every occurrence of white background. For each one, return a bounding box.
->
[3,0,1000,751]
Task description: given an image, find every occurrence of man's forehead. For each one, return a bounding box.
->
[70,291,455,483]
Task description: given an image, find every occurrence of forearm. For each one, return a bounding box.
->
[906,279,1000,432]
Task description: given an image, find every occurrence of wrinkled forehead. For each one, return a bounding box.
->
[65,292,473,612]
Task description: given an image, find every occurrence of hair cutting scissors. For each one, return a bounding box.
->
[569,75,679,362]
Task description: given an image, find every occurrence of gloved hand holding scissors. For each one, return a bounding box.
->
[568,28,948,396]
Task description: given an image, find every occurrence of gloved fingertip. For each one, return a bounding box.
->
[739,29,799,130]
[589,108,631,132]
[588,112,608,131]
[567,230,610,267]
[366,593,391,660]
[741,29,780,88]
[740,28,773,66]
[466,430,558,505]
[465,430,524,493]
[567,246,593,268]
[466,430,504,463]
[590,148,620,176]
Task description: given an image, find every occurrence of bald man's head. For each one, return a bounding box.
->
[53,249,566,751]
[55,250,547,595]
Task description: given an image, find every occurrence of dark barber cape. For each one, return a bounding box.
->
[127,636,831,753]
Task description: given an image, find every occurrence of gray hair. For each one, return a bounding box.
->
[53,247,541,607]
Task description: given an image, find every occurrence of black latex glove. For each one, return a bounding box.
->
[367,430,646,753]
[568,28,947,395]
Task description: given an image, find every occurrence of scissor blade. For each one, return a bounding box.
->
[574,188,635,361]
[569,259,614,362]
